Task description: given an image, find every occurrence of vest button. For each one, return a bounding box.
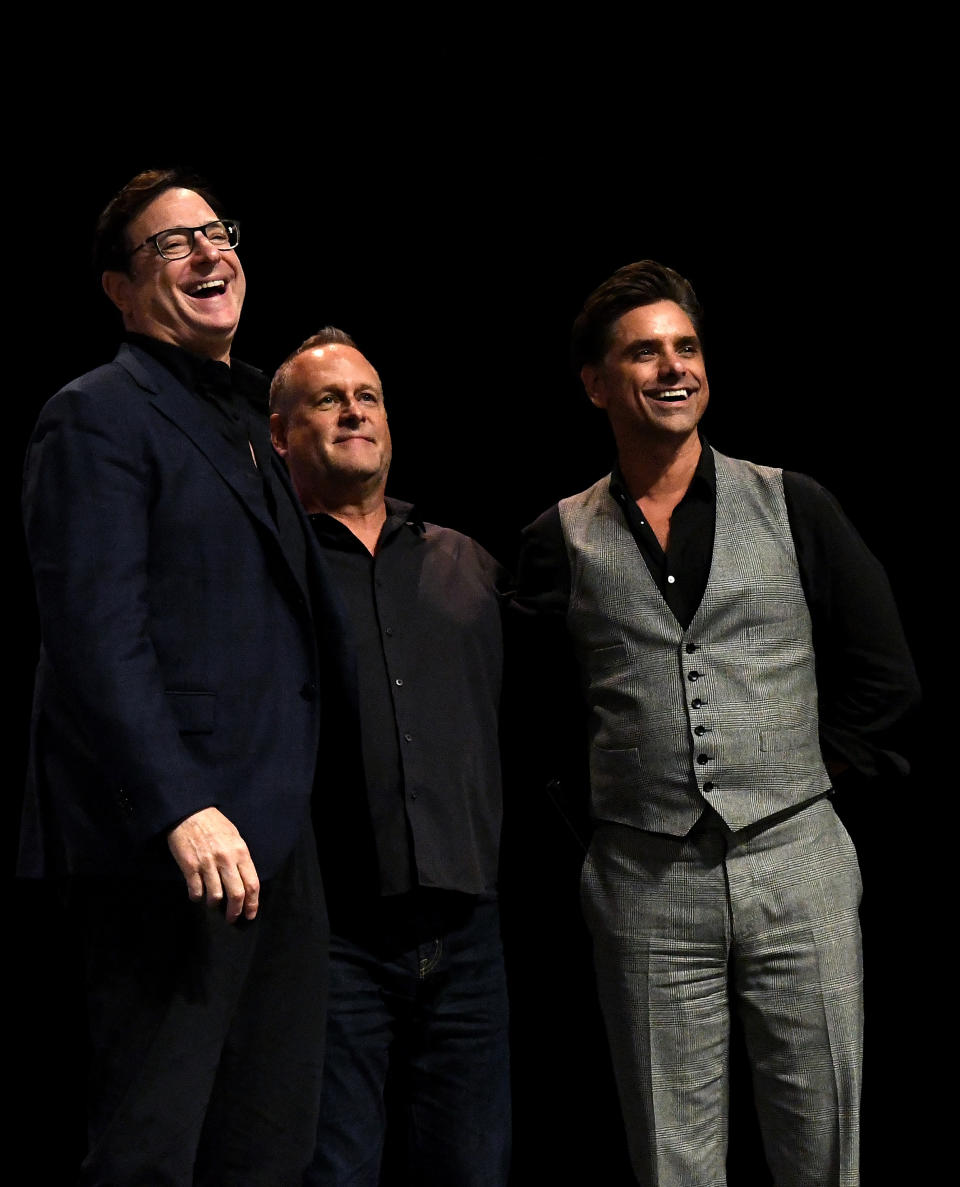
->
[697,754,710,764]
[685,643,698,653]
[694,725,707,736]
[704,782,716,792]
[687,671,700,681]
[691,698,703,709]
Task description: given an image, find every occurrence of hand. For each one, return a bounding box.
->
[167,806,260,923]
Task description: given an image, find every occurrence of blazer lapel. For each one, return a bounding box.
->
[115,344,312,607]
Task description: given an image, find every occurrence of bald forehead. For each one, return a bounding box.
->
[289,344,381,390]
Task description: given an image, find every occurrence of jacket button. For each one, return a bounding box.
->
[300,681,318,701]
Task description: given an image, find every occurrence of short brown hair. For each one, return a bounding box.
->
[269,326,363,417]
[571,260,703,372]
[93,167,222,276]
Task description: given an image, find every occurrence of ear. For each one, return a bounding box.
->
[269,412,288,458]
[581,363,607,410]
[101,270,132,317]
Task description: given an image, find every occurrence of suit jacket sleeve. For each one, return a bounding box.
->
[24,373,219,846]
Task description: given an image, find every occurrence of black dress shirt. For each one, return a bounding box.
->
[516,438,920,780]
[311,500,509,898]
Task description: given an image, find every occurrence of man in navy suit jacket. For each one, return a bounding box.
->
[21,168,350,1185]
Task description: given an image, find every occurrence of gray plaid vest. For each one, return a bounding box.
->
[559,448,830,834]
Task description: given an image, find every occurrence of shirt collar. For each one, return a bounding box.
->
[124,333,268,410]
[610,433,716,506]
[309,496,425,550]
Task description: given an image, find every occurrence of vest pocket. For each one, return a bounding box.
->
[590,744,642,790]
[759,725,815,753]
[588,642,630,672]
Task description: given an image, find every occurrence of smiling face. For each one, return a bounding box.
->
[270,344,392,512]
[582,300,709,451]
[101,187,245,362]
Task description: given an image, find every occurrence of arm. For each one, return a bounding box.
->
[24,379,259,919]
[784,471,921,779]
[508,507,591,844]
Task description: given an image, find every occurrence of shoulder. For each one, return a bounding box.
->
[33,345,165,431]
[557,474,612,518]
[781,468,845,518]
[712,447,784,489]
[421,520,503,578]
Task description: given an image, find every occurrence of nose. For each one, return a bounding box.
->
[339,393,367,422]
[191,231,222,263]
[659,348,687,378]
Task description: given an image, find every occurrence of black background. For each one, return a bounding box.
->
[9,54,936,1183]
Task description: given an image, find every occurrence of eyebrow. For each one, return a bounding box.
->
[314,385,383,397]
[622,334,700,354]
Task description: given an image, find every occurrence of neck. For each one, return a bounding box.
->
[307,484,388,555]
[618,431,702,503]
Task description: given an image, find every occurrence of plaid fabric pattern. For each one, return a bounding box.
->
[582,798,862,1186]
[559,450,831,835]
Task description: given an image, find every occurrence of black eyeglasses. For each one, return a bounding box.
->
[129,219,240,261]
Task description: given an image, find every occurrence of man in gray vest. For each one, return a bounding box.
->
[516,260,919,1186]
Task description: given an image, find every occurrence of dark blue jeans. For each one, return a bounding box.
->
[305,891,511,1186]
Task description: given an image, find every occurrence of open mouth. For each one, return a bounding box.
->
[647,388,692,403]
[189,279,226,299]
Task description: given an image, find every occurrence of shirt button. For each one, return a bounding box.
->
[409,790,418,800]
[667,575,676,584]
[691,698,703,709]
[687,671,700,682]
[395,678,404,686]
[403,733,412,742]
[697,754,710,765]
[385,627,394,636]
[299,681,318,701]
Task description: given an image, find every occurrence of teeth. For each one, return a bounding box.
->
[650,388,689,402]
[191,279,225,294]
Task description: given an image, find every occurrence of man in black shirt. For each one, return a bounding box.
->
[516,261,919,1186]
[270,328,511,1187]
[21,169,347,1184]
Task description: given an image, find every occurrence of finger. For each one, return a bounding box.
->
[237,857,261,921]
[182,867,205,904]
[200,856,227,907]
[217,862,248,924]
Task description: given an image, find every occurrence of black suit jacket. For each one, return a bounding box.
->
[20,343,354,881]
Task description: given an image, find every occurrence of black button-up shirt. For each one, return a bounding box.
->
[311,499,510,897]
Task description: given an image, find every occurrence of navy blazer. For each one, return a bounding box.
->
[20,343,354,881]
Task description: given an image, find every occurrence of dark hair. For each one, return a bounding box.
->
[93,167,222,276]
[269,326,363,416]
[571,260,703,371]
